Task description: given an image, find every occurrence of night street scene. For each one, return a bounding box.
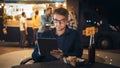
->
[0,0,120,68]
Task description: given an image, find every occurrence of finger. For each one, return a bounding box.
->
[57,48,63,52]
[50,51,54,54]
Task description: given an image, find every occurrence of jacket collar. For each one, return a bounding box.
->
[52,26,72,36]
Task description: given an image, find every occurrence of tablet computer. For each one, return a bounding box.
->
[37,38,58,56]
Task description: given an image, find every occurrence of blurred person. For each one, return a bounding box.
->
[116,25,120,31]
[32,10,40,45]
[68,11,78,29]
[0,18,5,42]
[39,8,52,32]
[32,8,83,62]
[19,12,27,48]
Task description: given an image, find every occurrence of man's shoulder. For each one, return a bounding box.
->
[38,29,55,38]
[20,17,25,19]
[41,15,47,18]
[20,17,25,22]
[42,29,55,35]
[67,28,79,34]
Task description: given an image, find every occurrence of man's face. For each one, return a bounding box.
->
[53,14,67,31]
[46,9,52,15]
[24,14,26,18]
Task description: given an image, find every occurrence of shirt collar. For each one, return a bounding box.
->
[52,26,70,36]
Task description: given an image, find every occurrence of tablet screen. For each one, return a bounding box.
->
[37,38,58,56]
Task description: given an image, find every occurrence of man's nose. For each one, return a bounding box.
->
[57,21,62,25]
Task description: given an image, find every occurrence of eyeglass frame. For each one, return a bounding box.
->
[53,18,67,24]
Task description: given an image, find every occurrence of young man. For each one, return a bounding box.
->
[0,18,5,42]
[41,8,52,25]
[19,12,27,48]
[39,8,52,32]
[32,10,40,45]
[32,8,83,62]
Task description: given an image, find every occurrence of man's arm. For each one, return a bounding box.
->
[41,15,52,25]
[32,44,41,62]
[64,30,83,58]
[23,22,28,35]
[32,32,48,62]
[74,30,83,57]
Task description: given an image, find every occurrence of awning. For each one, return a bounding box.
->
[4,0,65,3]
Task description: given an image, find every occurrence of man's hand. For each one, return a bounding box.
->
[63,56,78,67]
[25,30,28,35]
[50,49,63,59]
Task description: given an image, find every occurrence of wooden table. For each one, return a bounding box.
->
[12,60,120,68]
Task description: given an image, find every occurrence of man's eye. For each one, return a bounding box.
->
[61,20,65,22]
[54,19,58,21]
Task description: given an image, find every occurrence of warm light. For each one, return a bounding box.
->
[109,62,112,64]
[1,3,4,6]
[4,6,6,9]
[9,6,13,10]
[109,58,112,64]
[63,2,66,8]
[96,54,100,56]
[100,20,102,24]
[84,27,96,36]
[97,22,100,26]
[55,2,59,7]
[110,59,112,61]
[105,56,108,58]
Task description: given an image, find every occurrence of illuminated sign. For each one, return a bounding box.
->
[82,26,98,36]
[4,0,65,3]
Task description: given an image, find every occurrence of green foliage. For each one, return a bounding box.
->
[3,13,8,24]
[3,13,12,24]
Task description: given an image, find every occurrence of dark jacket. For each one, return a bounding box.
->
[32,27,83,62]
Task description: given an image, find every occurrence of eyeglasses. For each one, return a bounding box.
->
[53,18,66,24]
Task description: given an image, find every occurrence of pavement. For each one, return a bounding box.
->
[0,42,120,68]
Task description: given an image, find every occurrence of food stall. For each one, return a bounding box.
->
[3,0,66,42]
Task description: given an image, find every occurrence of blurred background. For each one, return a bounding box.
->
[0,0,120,68]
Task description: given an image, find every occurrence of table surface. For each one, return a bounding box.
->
[12,60,120,68]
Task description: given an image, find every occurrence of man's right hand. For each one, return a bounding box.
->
[25,30,28,35]
[50,49,63,59]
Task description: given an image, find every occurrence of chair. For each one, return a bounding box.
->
[20,57,34,65]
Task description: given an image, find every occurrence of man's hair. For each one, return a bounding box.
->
[46,7,52,11]
[35,10,39,15]
[22,12,25,16]
[44,7,52,13]
[53,8,69,19]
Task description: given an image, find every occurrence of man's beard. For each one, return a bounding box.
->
[57,27,66,31]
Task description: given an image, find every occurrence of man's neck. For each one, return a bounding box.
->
[56,29,65,36]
